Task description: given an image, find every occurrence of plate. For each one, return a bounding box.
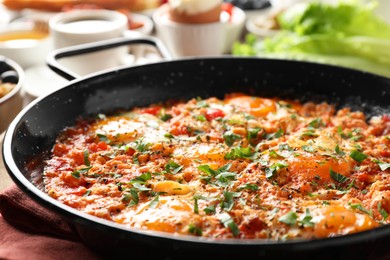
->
[23,64,67,102]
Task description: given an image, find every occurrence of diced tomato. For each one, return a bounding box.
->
[383,114,390,122]
[89,141,109,153]
[126,147,136,156]
[69,186,87,196]
[52,143,69,157]
[205,108,225,121]
[300,182,312,194]
[239,218,265,237]
[69,150,86,166]
[97,141,108,151]
[381,150,390,157]
[170,125,189,136]
[139,106,161,116]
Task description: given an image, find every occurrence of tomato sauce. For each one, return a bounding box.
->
[43,93,390,239]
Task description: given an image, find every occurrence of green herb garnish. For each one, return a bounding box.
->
[218,213,240,237]
[350,150,367,163]
[224,147,254,160]
[164,161,183,174]
[188,224,203,236]
[278,211,298,226]
[330,168,349,183]
[83,149,90,166]
[223,131,241,147]
[265,162,289,179]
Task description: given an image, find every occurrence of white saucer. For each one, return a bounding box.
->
[23,64,67,102]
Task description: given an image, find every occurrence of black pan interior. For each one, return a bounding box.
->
[4,57,390,258]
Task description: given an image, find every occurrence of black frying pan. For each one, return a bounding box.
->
[3,36,390,259]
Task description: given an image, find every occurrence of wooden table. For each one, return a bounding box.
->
[0,133,13,191]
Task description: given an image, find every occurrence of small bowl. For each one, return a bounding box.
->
[153,4,246,57]
[0,21,51,69]
[0,56,24,133]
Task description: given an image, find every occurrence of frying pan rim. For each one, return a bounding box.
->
[3,56,390,251]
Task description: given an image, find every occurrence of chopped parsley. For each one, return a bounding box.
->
[247,127,261,143]
[188,224,203,236]
[349,203,373,217]
[221,191,241,212]
[302,145,316,153]
[265,162,289,179]
[218,213,240,237]
[373,159,390,171]
[196,115,207,122]
[83,189,91,197]
[133,139,151,153]
[330,168,349,183]
[278,209,314,227]
[204,204,216,215]
[83,149,90,166]
[198,163,236,187]
[71,166,92,179]
[265,129,284,140]
[269,150,286,158]
[196,99,209,108]
[378,202,389,220]
[164,161,183,174]
[237,183,259,191]
[349,150,367,163]
[299,209,315,227]
[223,131,241,147]
[164,132,175,139]
[130,172,152,184]
[308,118,324,129]
[96,133,110,143]
[278,211,298,226]
[335,144,346,156]
[159,112,173,122]
[224,146,254,160]
[148,195,159,208]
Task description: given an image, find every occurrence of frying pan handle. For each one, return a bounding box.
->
[46,36,173,81]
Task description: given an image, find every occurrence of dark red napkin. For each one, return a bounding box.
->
[0,184,101,260]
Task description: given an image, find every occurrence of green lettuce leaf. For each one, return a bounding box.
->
[232,0,390,78]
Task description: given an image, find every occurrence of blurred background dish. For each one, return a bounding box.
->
[2,0,162,13]
[0,19,51,69]
[0,56,24,133]
[153,3,245,57]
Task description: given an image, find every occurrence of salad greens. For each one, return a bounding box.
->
[233,0,390,78]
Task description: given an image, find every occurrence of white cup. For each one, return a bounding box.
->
[153,4,246,58]
[49,10,128,76]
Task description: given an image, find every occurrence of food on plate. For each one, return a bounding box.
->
[43,92,390,239]
[2,0,161,12]
[234,0,390,78]
[0,82,15,98]
[167,0,222,24]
